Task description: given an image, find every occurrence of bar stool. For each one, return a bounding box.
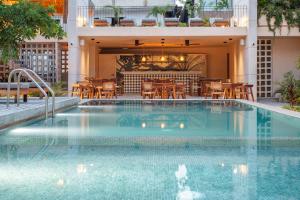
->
[242,84,254,101]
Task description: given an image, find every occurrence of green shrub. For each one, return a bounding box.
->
[52,82,68,97]
[179,22,188,27]
[278,72,299,107]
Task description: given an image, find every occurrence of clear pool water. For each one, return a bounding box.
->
[0,100,300,200]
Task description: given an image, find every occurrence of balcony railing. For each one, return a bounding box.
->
[52,16,68,32]
[77,6,248,28]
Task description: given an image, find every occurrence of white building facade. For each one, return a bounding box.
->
[12,0,300,99]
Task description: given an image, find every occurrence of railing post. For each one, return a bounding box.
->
[45,96,48,119]
[17,71,22,107]
[6,68,51,119]
[6,69,18,108]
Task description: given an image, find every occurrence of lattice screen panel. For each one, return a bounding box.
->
[20,43,56,83]
[257,39,272,98]
[61,49,69,82]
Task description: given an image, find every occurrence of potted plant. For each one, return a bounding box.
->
[148,5,170,26]
[105,5,123,26]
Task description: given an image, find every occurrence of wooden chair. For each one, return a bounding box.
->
[202,82,212,98]
[101,81,116,98]
[79,82,94,99]
[210,81,225,99]
[242,84,254,101]
[232,83,244,99]
[71,83,81,97]
[141,81,156,99]
[175,81,186,99]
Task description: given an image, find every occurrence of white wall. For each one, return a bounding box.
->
[272,38,300,92]
[97,55,117,79]
[96,46,233,79]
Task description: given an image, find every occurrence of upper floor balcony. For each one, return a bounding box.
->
[76,5,248,29]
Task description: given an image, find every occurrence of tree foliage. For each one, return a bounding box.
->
[258,0,300,34]
[0,0,65,63]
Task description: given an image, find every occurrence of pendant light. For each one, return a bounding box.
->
[179,55,185,62]
[141,46,146,62]
[160,41,166,62]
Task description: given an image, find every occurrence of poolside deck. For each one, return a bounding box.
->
[0,95,299,129]
[0,97,80,129]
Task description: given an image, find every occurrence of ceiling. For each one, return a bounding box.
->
[83,36,243,49]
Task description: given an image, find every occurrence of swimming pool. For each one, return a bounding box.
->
[0,100,300,200]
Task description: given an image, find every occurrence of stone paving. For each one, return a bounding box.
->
[0,97,80,129]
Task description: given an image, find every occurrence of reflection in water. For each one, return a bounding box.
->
[1,100,300,199]
[77,164,87,174]
[56,178,65,187]
[257,109,272,150]
[233,164,248,176]
[175,164,205,200]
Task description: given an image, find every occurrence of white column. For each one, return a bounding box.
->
[55,41,60,82]
[244,0,258,100]
[68,0,80,92]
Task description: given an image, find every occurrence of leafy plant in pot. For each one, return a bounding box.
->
[105,5,123,26]
[148,5,170,26]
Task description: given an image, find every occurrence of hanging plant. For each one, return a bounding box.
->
[258,0,300,35]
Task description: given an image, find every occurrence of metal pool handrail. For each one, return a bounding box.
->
[6,68,56,119]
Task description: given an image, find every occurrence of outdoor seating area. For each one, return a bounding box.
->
[71,78,119,99]
[141,79,186,99]
[71,77,254,101]
[200,80,254,101]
